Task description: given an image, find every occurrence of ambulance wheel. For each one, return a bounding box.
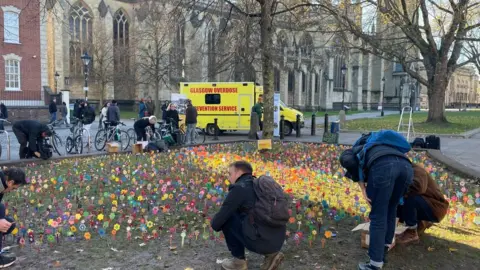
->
[284,122,293,136]
[206,124,217,136]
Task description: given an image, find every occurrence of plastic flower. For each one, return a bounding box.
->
[324,231,332,239]
[138,195,144,201]
[75,213,81,220]
[98,228,106,237]
[147,221,153,228]
[114,224,120,231]
[97,213,104,221]
[84,232,91,240]
[70,226,77,233]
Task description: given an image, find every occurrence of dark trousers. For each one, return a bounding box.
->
[50,112,57,123]
[366,156,413,264]
[0,120,4,131]
[259,121,263,131]
[135,126,147,141]
[12,127,28,159]
[0,204,15,251]
[397,195,437,226]
[222,213,255,259]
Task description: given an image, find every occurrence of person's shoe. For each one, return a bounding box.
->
[221,257,247,270]
[396,228,419,244]
[417,221,433,235]
[358,262,381,270]
[0,255,16,268]
[260,252,284,270]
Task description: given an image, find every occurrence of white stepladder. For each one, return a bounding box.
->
[397,106,415,141]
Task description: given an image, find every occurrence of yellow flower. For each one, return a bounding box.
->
[70,226,77,233]
[147,221,153,228]
[97,213,104,221]
[114,224,120,231]
[48,219,54,226]
[112,200,118,206]
[138,195,144,201]
[161,194,168,200]
[168,194,174,200]
[75,213,81,220]
[312,230,317,236]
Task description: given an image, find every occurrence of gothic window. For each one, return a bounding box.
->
[274,68,280,92]
[69,2,93,75]
[302,72,307,92]
[315,73,320,93]
[299,34,313,57]
[288,71,295,92]
[113,9,129,74]
[333,55,346,89]
[207,29,216,81]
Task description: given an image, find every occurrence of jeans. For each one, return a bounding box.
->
[185,123,196,144]
[50,112,57,123]
[12,126,28,159]
[397,195,437,226]
[366,156,413,265]
[222,213,255,259]
[62,114,68,126]
[0,204,15,251]
[135,126,147,141]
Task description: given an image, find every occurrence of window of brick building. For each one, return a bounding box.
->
[2,6,21,44]
[3,54,22,91]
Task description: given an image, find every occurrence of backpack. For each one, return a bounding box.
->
[353,130,411,181]
[250,175,289,228]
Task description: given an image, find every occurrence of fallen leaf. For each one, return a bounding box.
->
[76,249,84,253]
[449,248,458,252]
[139,243,146,247]
[427,247,435,251]
[110,248,121,252]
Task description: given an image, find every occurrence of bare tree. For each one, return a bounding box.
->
[135,2,177,116]
[317,0,480,123]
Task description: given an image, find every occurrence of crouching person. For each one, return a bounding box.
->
[0,168,27,267]
[396,163,449,244]
[211,161,286,270]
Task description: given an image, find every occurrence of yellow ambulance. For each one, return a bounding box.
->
[179,82,304,136]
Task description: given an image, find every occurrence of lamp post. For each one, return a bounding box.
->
[381,77,385,116]
[341,64,347,110]
[54,71,60,93]
[81,52,91,101]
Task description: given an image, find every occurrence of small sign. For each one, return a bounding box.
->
[257,139,272,150]
[83,87,89,91]
[322,132,339,144]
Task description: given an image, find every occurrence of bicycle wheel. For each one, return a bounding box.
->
[52,134,62,156]
[177,130,186,146]
[195,128,206,144]
[118,130,130,151]
[126,128,136,146]
[65,136,74,154]
[74,135,83,154]
[94,129,108,151]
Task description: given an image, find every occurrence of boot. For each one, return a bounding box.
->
[260,252,284,270]
[417,221,433,235]
[358,262,381,270]
[396,228,419,244]
[221,257,247,270]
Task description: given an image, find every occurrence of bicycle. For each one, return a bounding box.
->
[65,118,87,154]
[46,124,63,156]
[180,123,206,144]
[0,119,11,159]
[94,121,130,151]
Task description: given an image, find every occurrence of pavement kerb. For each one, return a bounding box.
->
[462,127,480,139]
[1,139,479,183]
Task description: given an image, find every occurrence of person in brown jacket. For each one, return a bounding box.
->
[396,163,449,244]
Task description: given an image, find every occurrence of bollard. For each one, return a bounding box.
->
[213,118,219,141]
[280,115,285,140]
[311,113,316,136]
[296,114,301,138]
[324,113,329,131]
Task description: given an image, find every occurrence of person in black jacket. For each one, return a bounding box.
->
[185,100,198,145]
[340,135,413,270]
[134,116,157,141]
[165,103,180,128]
[0,168,27,268]
[0,103,8,131]
[12,120,52,159]
[211,161,285,270]
[49,98,58,124]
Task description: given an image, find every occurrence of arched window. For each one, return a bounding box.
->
[299,33,313,57]
[113,9,129,74]
[69,1,93,75]
[207,29,216,81]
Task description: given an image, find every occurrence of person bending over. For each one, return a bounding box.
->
[134,116,157,141]
[12,120,52,159]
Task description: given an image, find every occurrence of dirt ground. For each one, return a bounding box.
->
[6,217,479,270]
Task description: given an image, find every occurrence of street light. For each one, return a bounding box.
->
[381,77,385,116]
[341,64,347,110]
[54,71,60,93]
[81,52,92,101]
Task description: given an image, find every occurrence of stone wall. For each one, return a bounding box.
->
[7,106,52,123]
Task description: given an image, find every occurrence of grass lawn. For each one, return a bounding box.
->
[120,110,138,120]
[303,110,371,118]
[345,111,480,134]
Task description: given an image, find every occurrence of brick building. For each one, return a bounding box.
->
[0,0,48,107]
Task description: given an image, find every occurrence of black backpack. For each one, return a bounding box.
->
[250,176,289,227]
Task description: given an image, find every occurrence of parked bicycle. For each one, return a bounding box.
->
[65,117,87,154]
[46,124,63,156]
[178,121,206,145]
[94,121,130,151]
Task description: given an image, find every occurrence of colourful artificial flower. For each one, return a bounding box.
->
[97,213,104,221]
[84,232,91,240]
[70,226,77,233]
[114,224,120,231]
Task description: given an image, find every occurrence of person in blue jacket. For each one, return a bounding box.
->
[138,99,146,119]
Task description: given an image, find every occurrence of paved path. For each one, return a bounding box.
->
[304,111,399,127]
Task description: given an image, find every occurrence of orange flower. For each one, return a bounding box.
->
[111,229,117,236]
[84,232,91,240]
[288,217,295,224]
[324,231,332,239]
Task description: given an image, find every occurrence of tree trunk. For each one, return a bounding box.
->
[99,84,105,111]
[154,81,161,118]
[426,75,448,123]
[260,0,274,139]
